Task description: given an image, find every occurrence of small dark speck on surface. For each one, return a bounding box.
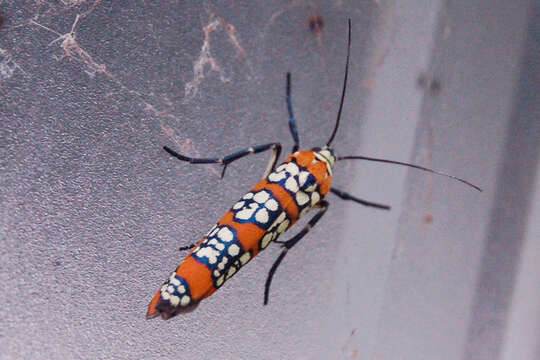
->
[416,74,441,95]
[416,73,428,88]
[429,79,441,95]
[309,14,324,34]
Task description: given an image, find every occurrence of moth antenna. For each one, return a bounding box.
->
[326,19,351,147]
[338,155,482,192]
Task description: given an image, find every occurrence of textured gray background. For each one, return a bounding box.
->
[1,1,538,360]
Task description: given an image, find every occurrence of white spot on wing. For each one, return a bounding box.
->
[285,177,299,192]
[305,184,317,193]
[228,244,240,256]
[240,252,251,265]
[268,171,286,182]
[217,227,234,242]
[265,198,278,211]
[218,258,228,269]
[235,203,258,220]
[311,192,321,206]
[226,267,237,278]
[233,201,244,210]
[196,247,220,264]
[256,208,269,223]
[295,191,310,206]
[272,212,286,227]
[170,295,180,306]
[253,191,270,203]
[180,295,191,306]
[277,219,290,234]
[286,162,299,175]
[261,233,273,248]
[298,171,310,186]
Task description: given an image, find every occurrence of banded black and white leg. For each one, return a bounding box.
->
[165,71,302,178]
[330,187,390,210]
[264,200,329,305]
[163,142,282,179]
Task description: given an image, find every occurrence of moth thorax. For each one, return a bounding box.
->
[314,147,336,176]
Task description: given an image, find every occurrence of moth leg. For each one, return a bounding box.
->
[164,142,282,179]
[264,201,329,305]
[330,187,390,210]
[178,244,196,252]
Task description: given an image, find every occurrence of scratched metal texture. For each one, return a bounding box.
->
[0,2,380,359]
[1,1,538,360]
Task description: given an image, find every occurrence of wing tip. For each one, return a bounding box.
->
[146,291,200,320]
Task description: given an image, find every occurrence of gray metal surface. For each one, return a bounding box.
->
[1,2,380,359]
[1,1,537,359]
[371,1,539,360]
